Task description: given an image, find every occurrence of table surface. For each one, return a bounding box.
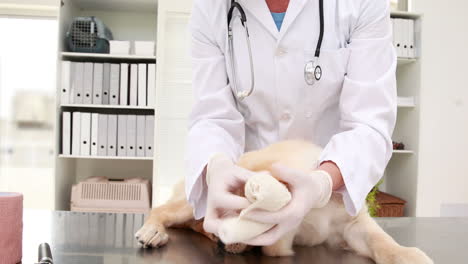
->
[22,210,468,264]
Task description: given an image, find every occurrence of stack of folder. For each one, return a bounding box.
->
[61,61,156,107]
[391,18,416,58]
[62,112,154,158]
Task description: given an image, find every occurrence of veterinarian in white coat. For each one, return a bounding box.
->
[186,0,396,245]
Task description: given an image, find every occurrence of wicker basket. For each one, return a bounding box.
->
[375,191,406,217]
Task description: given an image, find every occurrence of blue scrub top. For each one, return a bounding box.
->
[271,12,286,31]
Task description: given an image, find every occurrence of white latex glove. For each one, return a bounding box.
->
[203,153,256,236]
[242,163,333,246]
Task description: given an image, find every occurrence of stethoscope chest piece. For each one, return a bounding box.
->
[304,60,322,85]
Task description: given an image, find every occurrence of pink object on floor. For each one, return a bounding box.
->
[0,192,23,264]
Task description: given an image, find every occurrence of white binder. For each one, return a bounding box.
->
[97,114,108,156]
[136,115,146,157]
[80,112,91,156]
[129,64,138,106]
[398,19,409,58]
[120,63,129,105]
[83,62,94,104]
[401,19,409,58]
[138,64,147,106]
[110,64,120,105]
[72,112,81,155]
[408,19,415,58]
[126,115,137,157]
[102,63,111,104]
[61,61,72,105]
[117,114,127,157]
[145,115,154,157]
[93,63,104,105]
[62,111,71,155]
[91,113,99,156]
[147,63,156,107]
[107,114,118,156]
[72,62,84,104]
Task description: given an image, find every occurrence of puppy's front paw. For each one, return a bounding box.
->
[376,246,433,264]
[135,223,169,248]
[395,247,433,264]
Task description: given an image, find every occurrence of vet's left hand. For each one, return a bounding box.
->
[242,164,333,246]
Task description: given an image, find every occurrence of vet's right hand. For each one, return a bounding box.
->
[203,154,254,236]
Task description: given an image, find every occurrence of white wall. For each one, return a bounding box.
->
[413,0,468,216]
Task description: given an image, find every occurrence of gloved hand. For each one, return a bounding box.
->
[242,163,333,246]
[203,153,256,236]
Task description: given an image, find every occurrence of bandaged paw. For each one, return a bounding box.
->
[218,172,291,244]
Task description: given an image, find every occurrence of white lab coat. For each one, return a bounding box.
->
[186,0,397,219]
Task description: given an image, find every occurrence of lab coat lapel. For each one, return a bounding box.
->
[238,0,279,39]
[278,0,309,41]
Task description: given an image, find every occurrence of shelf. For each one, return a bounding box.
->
[390,11,422,19]
[61,52,156,62]
[397,102,416,108]
[61,104,154,110]
[58,154,153,161]
[392,150,414,154]
[68,0,157,13]
[397,57,417,66]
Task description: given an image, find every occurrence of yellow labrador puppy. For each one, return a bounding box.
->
[135,140,433,264]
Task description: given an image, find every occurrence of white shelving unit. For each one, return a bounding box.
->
[53,0,158,210]
[383,11,423,216]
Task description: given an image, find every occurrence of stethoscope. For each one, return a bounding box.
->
[227,0,325,100]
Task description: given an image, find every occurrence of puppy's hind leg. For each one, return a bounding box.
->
[135,198,194,248]
[343,215,433,264]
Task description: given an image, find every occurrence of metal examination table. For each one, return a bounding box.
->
[22,210,468,263]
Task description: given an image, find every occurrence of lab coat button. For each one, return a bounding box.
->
[275,47,287,56]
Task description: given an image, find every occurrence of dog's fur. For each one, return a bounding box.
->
[135,140,433,264]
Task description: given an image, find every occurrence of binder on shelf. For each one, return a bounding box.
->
[136,115,146,157]
[393,19,401,57]
[147,64,156,107]
[97,114,108,156]
[80,112,91,156]
[62,111,71,155]
[91,113,99,156]
[61,61,72,104]
[93,63,104,105]
[129,64,138,106]
[120,63,129,106]
[145,115,154,157]
[117,114,127,157]
[126,115,137,157]
[102,63,111,105]
[72,112,81,155]
[408,19,415,58]
[72,62,84,104]
[110,64,120,105]
[138,64,147,106]
[402,19,410,58]
[83,62,94,104]
[107,114,118,156]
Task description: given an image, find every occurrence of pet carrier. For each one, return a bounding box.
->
[66,16,113,53]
